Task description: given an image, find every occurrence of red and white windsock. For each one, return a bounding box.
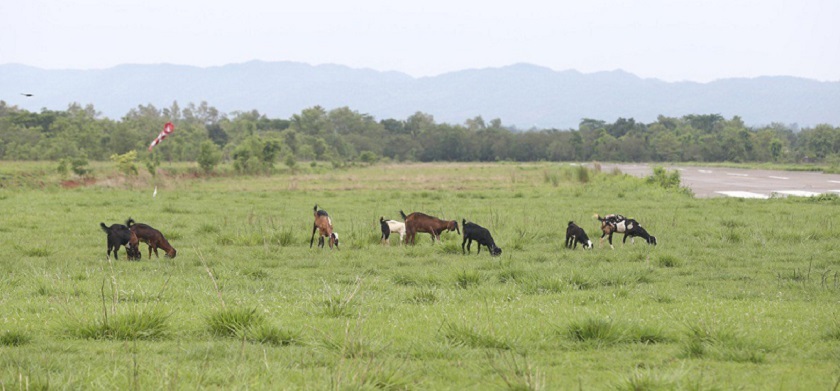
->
[148,122,175,151]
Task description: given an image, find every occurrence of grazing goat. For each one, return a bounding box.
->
[100,222,140,260]
[380,217,406,245]
[595,213,626,248]
[379,217,391,245]
[595,214,656,248]
[461,219,502,256]
[126,218,177,258]
[621,219,657,246]
[565,221,593,249]
[310,205,339,249]
[400,210,460,245]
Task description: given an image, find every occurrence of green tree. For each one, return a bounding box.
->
[197,140,222,173]
[110,151,139,176]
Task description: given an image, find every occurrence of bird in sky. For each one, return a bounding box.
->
[21,93,33,97]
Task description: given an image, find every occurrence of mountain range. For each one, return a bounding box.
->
[2,61,838,129]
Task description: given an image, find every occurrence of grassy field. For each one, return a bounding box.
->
[1,161,839,390]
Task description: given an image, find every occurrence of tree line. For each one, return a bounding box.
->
[1,100,839,172]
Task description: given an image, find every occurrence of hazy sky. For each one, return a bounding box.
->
[2,0,838,82]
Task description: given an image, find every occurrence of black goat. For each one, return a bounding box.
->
[99,222,140,260]
[461,219,502,256]
[565,221,592,249]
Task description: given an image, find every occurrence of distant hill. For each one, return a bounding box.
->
[2,61,838,129]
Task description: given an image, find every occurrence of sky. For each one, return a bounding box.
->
[1,0,838,82]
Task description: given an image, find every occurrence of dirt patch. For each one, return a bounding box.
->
[61,177,96,189]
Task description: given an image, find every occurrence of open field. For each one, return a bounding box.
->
[1,162,840,390]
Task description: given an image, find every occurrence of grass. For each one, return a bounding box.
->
[64,306,170,340]
[0,161,839,389]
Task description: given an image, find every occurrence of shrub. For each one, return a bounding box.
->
[110,151,139,176]
[206,307,265,337]
[197,140,222,173]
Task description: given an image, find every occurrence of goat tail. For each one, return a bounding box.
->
[593,213,604,221]
[313,204,318,212]
[100,222,108,233]
[462,218,466,226]
[125,217,135,228]
[568,221,575,226]
[380,216,385,223]
[399,210,407,220]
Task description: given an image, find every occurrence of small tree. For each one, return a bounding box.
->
[145,153,160,178]
[71,153,90,176]
[284,154,297,169]
[110,151,139,176]
[359,151,379,165]
[57,159,69,176]
[197,140,222,173]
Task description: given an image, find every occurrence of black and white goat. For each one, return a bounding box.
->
[565,221,593,249]
[379,217,406,245]
[621,219,657,246]
[596,214,656,248]
[461,219,502,256]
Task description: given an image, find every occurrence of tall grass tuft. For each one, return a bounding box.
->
[67,307,170,340]
[245,323,300,346]
[575,165,591,183]
[0,330,31,346]
[629,324,670,344]
[441,322,513,350]
[407,287,438,304]
[543,169,561,187]
[566,317,625,346]
[330,355,414,391]
[486,350,545,391]
[520,275,566,295]
[615,369,676,391]
[455,269,482,289]
[680,321,767,363]
[657,254,681,268]
[824,319,840,341]
[18,245,51,257]
[206,307,265,337]
[321,278,362,318]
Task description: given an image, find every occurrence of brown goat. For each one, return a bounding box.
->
[400,210,460,245]
[126,218,177,258]
[310,205,339,249]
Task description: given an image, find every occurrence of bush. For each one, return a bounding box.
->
[647,166,681,189]
[71,154,90,176]
[359,151,379,164]
[110,151,139,176]
[197,140,222,173]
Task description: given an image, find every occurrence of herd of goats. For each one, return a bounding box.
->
[99,205,657,261]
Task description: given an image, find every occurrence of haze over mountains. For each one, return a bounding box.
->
[2,61,838,129]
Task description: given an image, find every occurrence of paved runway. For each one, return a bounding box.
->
[597,164,840,198]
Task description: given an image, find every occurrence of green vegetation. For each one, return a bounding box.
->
[2,102,840,168]
[0,162,839,389]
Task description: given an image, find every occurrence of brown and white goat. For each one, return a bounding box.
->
[125,218,177,258]
[310,205,339,249]
[400,210,459,245]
